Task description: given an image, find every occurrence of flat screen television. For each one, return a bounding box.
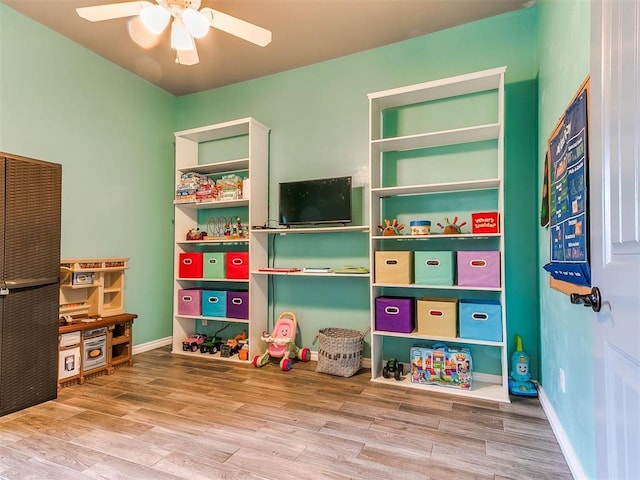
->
[278,176,352,226]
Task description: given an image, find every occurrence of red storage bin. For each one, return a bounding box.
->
[226,252,249,279]
[179,252,203,278]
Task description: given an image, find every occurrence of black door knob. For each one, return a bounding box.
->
[570,287,602,312]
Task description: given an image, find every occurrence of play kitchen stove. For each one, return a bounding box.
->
[57,313,137,389]
[82,326,107,371]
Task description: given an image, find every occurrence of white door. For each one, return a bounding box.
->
[590,1,640,479]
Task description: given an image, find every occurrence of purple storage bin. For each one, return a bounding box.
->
[177,289,202,316]
[457,251,501,288]
[227,291,249,319]
[375,296,414,333]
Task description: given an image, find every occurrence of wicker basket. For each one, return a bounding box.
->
[313,327,370,377]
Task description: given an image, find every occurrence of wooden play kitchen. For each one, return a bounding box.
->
[57,257,136,389]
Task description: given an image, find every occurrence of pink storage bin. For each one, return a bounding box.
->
[177,289,202,316]
[456,251,501,288]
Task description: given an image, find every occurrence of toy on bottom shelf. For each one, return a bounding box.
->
[410,344,472,390]
[199,323,231,354]
[221,329,248,357]
[437,216,467,234]
[182,333,208,353]
[253,311,311,371]
[509,335,538,397]
[382,358,404,381]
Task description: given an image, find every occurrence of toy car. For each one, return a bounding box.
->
[199,337,223,354]
[182,333,208,353]
[383,358,404,381]
[221,342,240,357]
[220,330,248,357]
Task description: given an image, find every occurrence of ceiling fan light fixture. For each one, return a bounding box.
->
[140,4,170,34]
[182,8,209,39]
[171,18,194,51]
[77,1,272,68]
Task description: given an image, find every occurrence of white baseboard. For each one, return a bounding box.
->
[538,385,587,480]
[132,336,172,356]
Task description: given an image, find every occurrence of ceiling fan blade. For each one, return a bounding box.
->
[77,1,153,22]
[176,45,199,66]
[200,8,272,47]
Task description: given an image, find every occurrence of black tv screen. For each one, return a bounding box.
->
[278,176,352,226]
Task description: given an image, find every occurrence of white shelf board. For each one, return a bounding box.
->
[252,225,369,234]
[371,329,504,347]
[371,178,500,197]
[174,199,249,209]
[174,117,269,142]
[178,158,249,175]
[175,314,249,324]
[177,238,249,245]
[252,270,370,278]
[371,375,509,403]
[171,349,249,364]
[371,233,501,241]
[371,123,500,152]
[367,67,505,109]
[371,283,502,292]
[176,277,249,283]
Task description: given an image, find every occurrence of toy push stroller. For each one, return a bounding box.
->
[253,311,311,371]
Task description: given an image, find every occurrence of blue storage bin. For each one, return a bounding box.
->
[459,300,502,342]
[202,290,227,318]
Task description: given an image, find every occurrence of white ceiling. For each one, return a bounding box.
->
[2,0,532,96]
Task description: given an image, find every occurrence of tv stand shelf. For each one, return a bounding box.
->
[253,225,369,235]
[252,270,371,278]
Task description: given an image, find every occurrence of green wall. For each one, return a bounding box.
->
[177,8,539,375]
[0,2,597,476]
[0,4,177,345]
[536,0,594,478]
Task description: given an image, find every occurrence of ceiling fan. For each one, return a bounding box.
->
[76,0,272,66]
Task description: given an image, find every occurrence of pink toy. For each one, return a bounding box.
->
[253,311,311,371]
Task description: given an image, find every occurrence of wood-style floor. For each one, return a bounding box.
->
[0,346,573,479]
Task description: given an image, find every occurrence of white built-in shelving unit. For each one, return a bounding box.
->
[172,118,269,362]
[367,67,510,403]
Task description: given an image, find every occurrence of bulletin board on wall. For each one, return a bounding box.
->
[542,77,592,296]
